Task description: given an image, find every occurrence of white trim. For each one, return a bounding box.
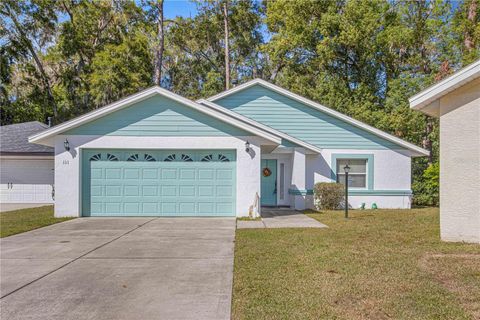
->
[207,79,429,156]
[28,86,281,145]
[197,99,322,154]
[409,59,480,114]
[0,155,54,160]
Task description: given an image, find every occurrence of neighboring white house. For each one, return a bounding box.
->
[0,121,54,204]
[29,79,428,218]
[410,60,480,244]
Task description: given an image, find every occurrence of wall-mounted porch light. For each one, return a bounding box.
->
[245,141,250,153]
[64,138,70,151]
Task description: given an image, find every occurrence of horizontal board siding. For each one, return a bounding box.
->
[66,95,249,136]
[215,85,401,150]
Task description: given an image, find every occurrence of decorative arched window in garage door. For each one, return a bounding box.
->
[127,153,156,162]
[201,154,231,162]
[86,150,234,162]
[89,153,119,161]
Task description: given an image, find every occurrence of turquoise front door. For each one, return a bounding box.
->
[82,149,236,217]
[261,159,277,206]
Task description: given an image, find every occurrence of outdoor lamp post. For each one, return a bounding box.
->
[344,164,350,219]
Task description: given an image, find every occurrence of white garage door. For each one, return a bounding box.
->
[0,159,54,203]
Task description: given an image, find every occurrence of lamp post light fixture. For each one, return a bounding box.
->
[64,139,70,151]
[344,164,350,219]
[245,141,250,153]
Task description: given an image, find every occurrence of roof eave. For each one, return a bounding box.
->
[409,59,480,115]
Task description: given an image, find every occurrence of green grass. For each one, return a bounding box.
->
[0,206,74,238]
[237,217,262,221]
[233,208,480,319]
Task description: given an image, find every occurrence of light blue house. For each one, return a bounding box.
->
[29,79,428,217]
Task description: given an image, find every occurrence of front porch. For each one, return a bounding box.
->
[260,147,314,211]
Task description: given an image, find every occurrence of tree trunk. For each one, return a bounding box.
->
[423,115,434,164]
[5,4,58,122]
[464,0,478,51]
[223,0,230,90]
[153,0,164,87]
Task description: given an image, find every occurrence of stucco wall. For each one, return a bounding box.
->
[305,149,412,209]
[438,78,480,243]
[54,135,264,218]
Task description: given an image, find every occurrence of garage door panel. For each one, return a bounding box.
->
[142,169,158,179]
[179,186,195,196]
[216,169,234,180]
[92,202,104,213]
[142,186,157,196]
[142,202,157,213]
[160,202,176,214]
[179,168,195,180]
[198,169,214,180]
[124,168,140,179]
[216,186,233,197]
[198,185,214,196]
[160,185,177,196]
[161,169,177,179]
[216,203,233,214]
[124,185,140,196]
[179,202,195,214]
[104,185,120,196]
[124,203,140,214]
[83,149,236,216]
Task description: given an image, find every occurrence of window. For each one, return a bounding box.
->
[106,153,118,161]
[127,153,156,161]
[164,154,176,162]
[89,153,101,161]
[201,153,230,162]
[181,154,193,162]
[336,159,367,188]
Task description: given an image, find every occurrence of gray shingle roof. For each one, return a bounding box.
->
[0,121,54,154]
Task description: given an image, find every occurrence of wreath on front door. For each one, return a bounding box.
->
[262,167,272,177]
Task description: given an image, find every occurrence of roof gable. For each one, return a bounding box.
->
[197,99,322,153]
[29,87,281,146]
[65,95,251,137]
[208,79,428,156]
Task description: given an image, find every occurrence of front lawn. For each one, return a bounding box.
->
[0,206,74,238]
[233,208,480,319]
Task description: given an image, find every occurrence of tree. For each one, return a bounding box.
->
[0,0,59,122]
[165,0,263,98]
[223,0,230,90]
[89,32,153,106]
[144,0,165,86]
[452,0,480,64]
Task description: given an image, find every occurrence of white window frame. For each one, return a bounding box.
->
[331,154,374,190]
[335,158,369,190]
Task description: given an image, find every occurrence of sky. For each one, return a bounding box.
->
[163,0,198,19]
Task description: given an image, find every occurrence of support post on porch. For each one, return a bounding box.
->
[291,148,306,210]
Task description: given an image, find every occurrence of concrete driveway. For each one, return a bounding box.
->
[0,217,235,320]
